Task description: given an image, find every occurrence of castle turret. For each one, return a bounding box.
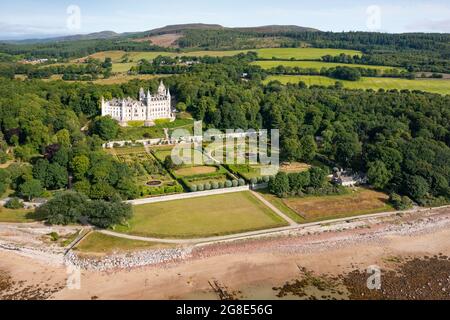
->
[158,81,166,96]
[101,96,106,116]
[139,88,146,101]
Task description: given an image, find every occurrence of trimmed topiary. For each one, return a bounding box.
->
[225,180,233,188]
[238,179,246,186]
[232,180,239,187]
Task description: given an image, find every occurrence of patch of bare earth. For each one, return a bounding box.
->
[134,33,182,48]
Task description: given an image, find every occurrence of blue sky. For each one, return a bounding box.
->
[1,0,449,39]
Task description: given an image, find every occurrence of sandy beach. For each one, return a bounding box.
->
[1,208,449,300]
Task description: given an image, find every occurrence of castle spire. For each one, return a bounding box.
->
[158,80,166,96]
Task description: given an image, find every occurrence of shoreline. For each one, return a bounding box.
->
[0,206,449,299]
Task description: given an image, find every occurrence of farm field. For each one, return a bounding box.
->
[115,192,288,238]
[75,232,172,255]
[254,48,362,60]
[71,48,364,75]
[265,75,450,95]
[252,60,401,72]
[280,188,393,223]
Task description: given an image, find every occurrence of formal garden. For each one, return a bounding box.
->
[108,145,183,197]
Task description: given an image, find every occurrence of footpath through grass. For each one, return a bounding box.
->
[115,191,288,239]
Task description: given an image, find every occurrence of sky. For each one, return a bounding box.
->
[0,0,449,40]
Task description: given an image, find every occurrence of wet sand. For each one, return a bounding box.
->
[1,211,449,300]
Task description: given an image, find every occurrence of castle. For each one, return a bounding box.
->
[101,81,175,127]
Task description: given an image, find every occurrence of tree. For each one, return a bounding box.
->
[269,172,290,197]
[281,138,301,162]
[299,135,317,162]
[116,178,139,200]
[89,182,116,200]
[51,146,70,167]
[19,179,44,201]
[389,193,414,210]
[36,191,88,225]
[90,116,119,141]
[46,163,68,190]
[73,180,91,195]
[335,132,362,167]
[55,129,71,148]
[367,161,392,190]
[176,102,187,112]
[406,175,430,202]
[86,198,132,229]
[32,159,50,186]
[309,167,327,189]
[70,155,90,180]
[288,171,310,193]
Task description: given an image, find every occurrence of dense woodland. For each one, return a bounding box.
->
[0,31,449,226]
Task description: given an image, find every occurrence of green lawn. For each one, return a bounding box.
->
[0,207,36,223]
[255,48,362,60]
[253,60,401,72]
[75,232,171,255]
[115,192,288,238]
[116,118,194,140]
[265,75,450,95]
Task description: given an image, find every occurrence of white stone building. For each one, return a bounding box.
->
[101,81,175,126]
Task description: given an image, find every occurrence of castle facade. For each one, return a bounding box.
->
[101,81,175,126]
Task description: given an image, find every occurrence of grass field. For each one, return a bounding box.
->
[116,118,194,140]
[115,192,288,238]
[281,188,393,223]
[73,48,364,75]
[75,232,171,255]
[173,166,218,177]
[265,75,450,95]
[255,48,362,60]
[252,60,401,72]
[0,207,36,223]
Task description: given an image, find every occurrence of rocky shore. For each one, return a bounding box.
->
[64,247,193,271]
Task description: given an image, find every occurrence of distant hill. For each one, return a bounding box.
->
[7,31,120,44]
[233,25,320,33]
[3,24,319,43]
[142,23,225,35]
